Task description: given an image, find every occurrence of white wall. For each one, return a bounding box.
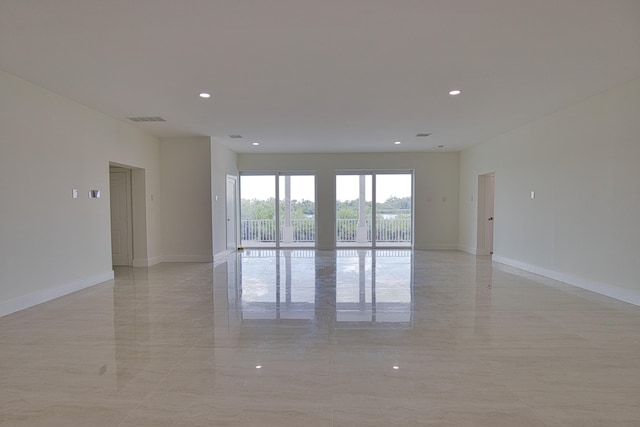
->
[211,139,238,258]
[238,152,459,250]
[459,78,640,305]
[0,70,162,316]
[160,137,213,262]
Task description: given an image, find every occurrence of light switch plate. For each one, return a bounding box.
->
[72,189,78,199]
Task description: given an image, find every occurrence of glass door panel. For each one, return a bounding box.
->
[375,173,412,247]
[240,175,276,247]
[279,175,316,247]
[336,174,372,247]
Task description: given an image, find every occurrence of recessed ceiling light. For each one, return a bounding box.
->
[394,141,401,145]
[199,93,211,98]
[449,90,461,96]
[252,142,260,146]
[255,365,262,369]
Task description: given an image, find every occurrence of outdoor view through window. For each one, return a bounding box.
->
[240,172,412,248]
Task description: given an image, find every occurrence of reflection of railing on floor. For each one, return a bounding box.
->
[242,249,316,258]
[336,249,412,257]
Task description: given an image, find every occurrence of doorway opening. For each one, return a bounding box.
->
[335,171,413,248]
[476,173,495,255]
[226,175,238,252]
[110,166,133,266]
[109,163,148,267]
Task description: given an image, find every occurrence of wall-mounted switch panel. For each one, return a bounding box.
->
[72,189,78,199]
[89,190,101,199]
[530,191,535,199]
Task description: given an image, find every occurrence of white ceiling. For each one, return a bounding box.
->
[1,0,639,153]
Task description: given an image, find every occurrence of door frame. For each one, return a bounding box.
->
[226,174,239,251]
[239,172,317,248]
[335,170,414,249]
[476,172,495,256]
[108,162,150,267]
[109,166,133,266]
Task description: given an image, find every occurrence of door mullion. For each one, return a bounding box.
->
[371,172,377,248]
[275,174,280,249]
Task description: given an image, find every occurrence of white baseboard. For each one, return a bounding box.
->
[492,255,640,307]
[214,249,236,265]
[133,256,163,267]
[162,254,213,263]
[0,271,114,317]
[458,245,477,255]
[133,255,213,266]
[414,244,459,251]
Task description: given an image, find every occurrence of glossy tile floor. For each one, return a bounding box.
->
[1,250,640,426]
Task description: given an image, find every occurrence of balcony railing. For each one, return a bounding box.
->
[336,218,411,242]
[376,218,411,242]
[242,219,315,242]
[241,218,411,244]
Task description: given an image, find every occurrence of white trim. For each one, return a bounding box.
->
[132,256,163,267]
[0,271,114,317]
[492,255,640,307]
[214,249,235,265]
[132,259,146,267]
[458,244,477,255]
[414,244,459,251]
[162,255,213,263]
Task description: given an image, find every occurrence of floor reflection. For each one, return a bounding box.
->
[113,268,150,391]
[8,252,640,425]
[232,249,413,328]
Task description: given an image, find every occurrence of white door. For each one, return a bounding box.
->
[485,174,495,254]
[110,169,132,266]
[226,175,238,251]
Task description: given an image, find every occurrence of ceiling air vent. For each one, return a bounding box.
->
[416,133,432,137]
[229,134,243,139]
[127,116,166,122]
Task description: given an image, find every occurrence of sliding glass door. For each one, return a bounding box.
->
[336,171,412,248]
[375,173,412,246]
[336,174,373,247]
[240,174,276,247]
[279,175,316,247]
[240,173,316,248]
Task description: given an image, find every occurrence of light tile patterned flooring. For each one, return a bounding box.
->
[1,250,640,426]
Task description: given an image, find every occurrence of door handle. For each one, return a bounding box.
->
[488,217,493,221]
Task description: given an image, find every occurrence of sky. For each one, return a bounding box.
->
[240,173,412,203]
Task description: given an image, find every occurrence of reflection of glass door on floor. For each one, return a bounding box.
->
[239,250,316,322]
[335,249,412,325]
[336,172,412,248]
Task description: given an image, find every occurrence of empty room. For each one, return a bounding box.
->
[1,1,640,425]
